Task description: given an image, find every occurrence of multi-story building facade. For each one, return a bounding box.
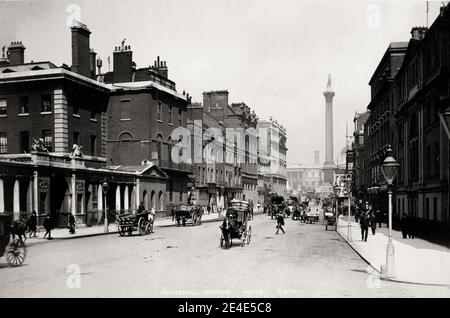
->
[353,3,450,240]
[352,111,370,205]
[363,41,408,213]
[257,118,287,199]
[0,22,168,226]
[99,43,191,217]
[286,164,323,195]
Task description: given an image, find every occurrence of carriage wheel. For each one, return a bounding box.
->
[226,234,231,249]
[145,222,153,235]
[118,226,127,237]
[241,233,246,247]
[138,218,147,236]
[6,239,26,267]
[220,236,224,247]
[247,226,252,244]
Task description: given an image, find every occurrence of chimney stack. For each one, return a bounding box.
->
[70,21,91,77]
[7,41,25,65]
[113,41,133,83]
[0,45,9,66]
[89,49,97,79]
[410,26,427,40]
[151,56,168,78]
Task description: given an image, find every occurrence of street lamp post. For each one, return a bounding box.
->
[345,176,352,241]
[381,146,400,279]
[102,181,109,233]
[333,185,340,226]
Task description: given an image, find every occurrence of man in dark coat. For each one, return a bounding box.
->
[369,211,377,235]
[376,209,383,228]
[400,213,408,239]
[359,212,369,242]
[43,214,52,240]
[276,213,285,234]
[68,214,76,234]
[28,211,38,238]
[407,214,416,239]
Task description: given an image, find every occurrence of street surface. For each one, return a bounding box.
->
[0,205,448,297]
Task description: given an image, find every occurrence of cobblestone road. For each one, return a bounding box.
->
[0,207,448,297]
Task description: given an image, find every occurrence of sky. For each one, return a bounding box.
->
[0,0,445,165]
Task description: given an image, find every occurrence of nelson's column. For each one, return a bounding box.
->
[323,74,335,185]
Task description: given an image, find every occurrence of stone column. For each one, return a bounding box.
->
[97,184,103,211]
[13,179,20,220]
[135,179,140,211]
[33,171,39,215]
[124,185,129,212]
[27,179,33,214]
[0,177,4,213]
[115,185,121,212]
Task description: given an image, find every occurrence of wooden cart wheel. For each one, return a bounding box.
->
[241,232,246,247]
[138,218,147,236]
[247,226,252,244]
[118,226,127,237]
[6,239,26,267]
[145,221,153,235]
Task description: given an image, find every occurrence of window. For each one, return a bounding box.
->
[167,138,172,163]
[169,181,174,202]
[434,142,440,177]
[178,109,182,126]
[157,102,162,121]
[73,132,80,146]
[120,101,130,120]
[168,105,172,124]
[90,135,97,156]
[0,132,7,154]
[41,94,52,112]
[42,130,53,152]
[0,98,7,116]
[20,131,29,153]
[19,96,29,114]
[73,105,80,116]
[425,198,430,220]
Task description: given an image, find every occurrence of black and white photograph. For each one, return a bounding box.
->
[0,0,450,300]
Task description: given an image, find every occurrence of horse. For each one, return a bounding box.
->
[220,218,233,248]
[11,218,27,243]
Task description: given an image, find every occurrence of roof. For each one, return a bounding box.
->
[0,67,110,92]
[368,42,408,85]
[0,61,57,73]
[105,80,188,101]
[107,163,168,178]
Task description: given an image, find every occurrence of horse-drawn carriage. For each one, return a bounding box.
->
[117,210,154,236]
[220,200,252,248]
[269,195,286,219]
[174,205,203,227]
[0,214,27,267]
[324,210,337,231]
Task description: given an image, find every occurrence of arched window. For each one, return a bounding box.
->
[156,134,163,163]
[159,191,164,211]
[151,190,156,209]
[119,132,133,142]
[142,190,148,210]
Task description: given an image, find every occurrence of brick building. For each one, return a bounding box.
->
[98,43,192,217]
[0,22,169,226]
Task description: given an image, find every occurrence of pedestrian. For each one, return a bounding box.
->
[407,214,416,239]
[359,211,369,242]
[375,209,382,228]
[355,207,359,223]
[369,211,377,235]
[256,201,261,211]
[207,204,211,215]
[171,207,175,222]
[276,212,285,234]
[28,211,38,238]
[43,214,52,240]
[149,208,156,233]
[400,213,408,239]
[68,213,76,234]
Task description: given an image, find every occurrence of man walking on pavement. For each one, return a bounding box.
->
[276,212,285,234]
[359,211,369,242]
[43,214,52,240]
[28,211,38,238]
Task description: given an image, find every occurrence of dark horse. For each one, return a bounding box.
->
[11,218,27,243]
[220,218,233,248]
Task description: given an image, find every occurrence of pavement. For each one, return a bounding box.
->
[1,205,448,297]
[336,216,450,286]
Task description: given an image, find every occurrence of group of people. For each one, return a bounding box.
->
[358,209,378,242]
[400,213,416,239]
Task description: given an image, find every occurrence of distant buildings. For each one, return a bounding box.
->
[0,21,288,225]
